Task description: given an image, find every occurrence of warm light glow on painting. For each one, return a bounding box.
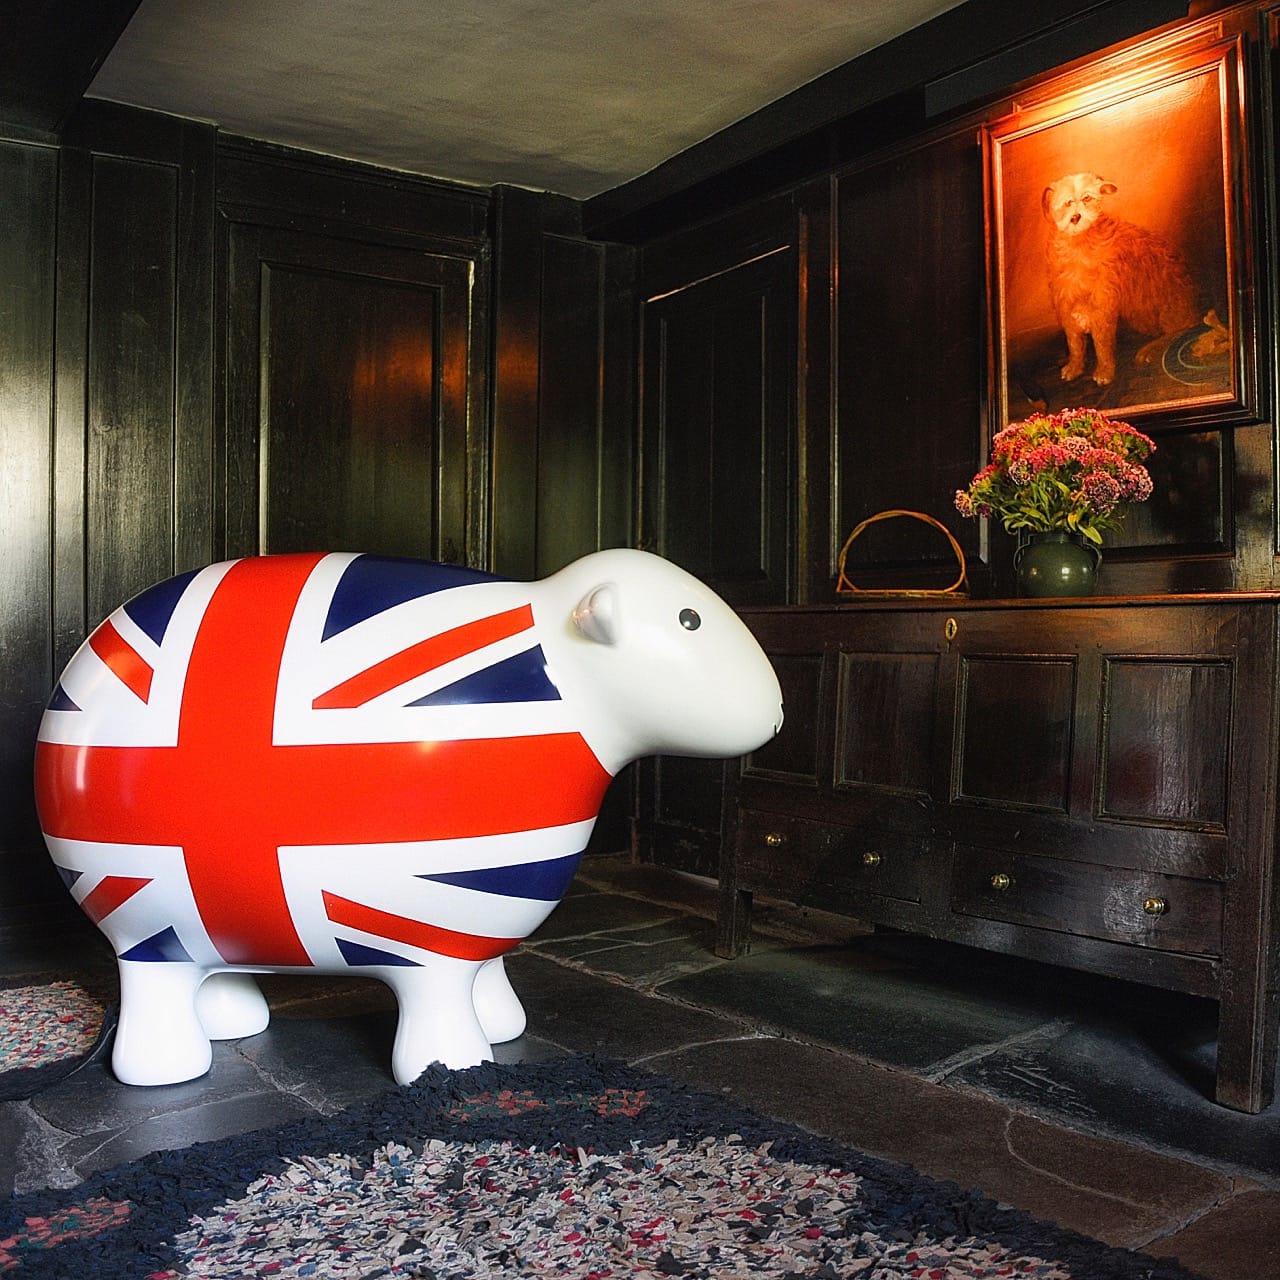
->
[986,45,1246,426]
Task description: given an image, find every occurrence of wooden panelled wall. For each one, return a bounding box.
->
[4,2,1280,909]
[633,1,1280,874]
[0,104,635,925]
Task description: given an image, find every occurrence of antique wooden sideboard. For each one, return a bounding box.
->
[717,596,1280,1112]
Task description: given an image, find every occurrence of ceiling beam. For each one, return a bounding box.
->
[1,0,143,135]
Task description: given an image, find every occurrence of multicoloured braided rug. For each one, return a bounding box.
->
[0,1055,1200,1278]
[0,976,114,1103]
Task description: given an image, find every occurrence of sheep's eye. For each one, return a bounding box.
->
[679,608,701,631]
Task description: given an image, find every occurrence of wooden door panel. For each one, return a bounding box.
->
[642,247,794,606]
[226,224,481,564]
[260,263,440,557]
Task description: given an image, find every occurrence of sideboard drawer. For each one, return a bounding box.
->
[951,844,1223,957]
[737,809,930,905]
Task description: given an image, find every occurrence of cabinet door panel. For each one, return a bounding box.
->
[744,652,822,784]
[836,651,939,797]
[955,655,1076,812]
[1101,658,1231,829]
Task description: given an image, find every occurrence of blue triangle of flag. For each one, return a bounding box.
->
[418,851,582,902]
[410,645,560,707]
[336,937,421,967]
[121,926,193,963]
[324,556,503,640]
[55,866,83,891]
[123,568,201,645]
[47,684,80,712]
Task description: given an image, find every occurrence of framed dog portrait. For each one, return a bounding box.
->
[984,32,1257,430]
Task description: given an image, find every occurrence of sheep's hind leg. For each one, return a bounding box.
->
[113,959,212,1085]
[196,971,271,1040]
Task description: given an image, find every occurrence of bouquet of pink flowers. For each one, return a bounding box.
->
[955,409,1156,546]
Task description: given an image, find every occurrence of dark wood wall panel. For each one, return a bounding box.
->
[490,187,635,580]
[834,129,987,588]
[536,233,634,575]
[642,246,794,606]
[537,233,605,571]
[86,154,179,621]
[1108,431,1230,556]
[708,291,769,580]
[0,140,57,897]
[0,113,218,922]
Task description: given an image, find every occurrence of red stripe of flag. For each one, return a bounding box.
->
[80,875,153,925]
[88,619,155,704]
[312,604,535,710]
[322,891,515,961]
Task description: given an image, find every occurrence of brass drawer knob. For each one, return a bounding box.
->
[764,832,786,848]
[1143,896,1168,917]
[990,873,1012,891]
[862,851,881,867]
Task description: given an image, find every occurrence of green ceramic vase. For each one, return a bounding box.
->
[1014,531,1101,598]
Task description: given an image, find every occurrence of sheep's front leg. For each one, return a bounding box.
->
[379,958,492,1084]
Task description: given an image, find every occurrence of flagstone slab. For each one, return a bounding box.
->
[947,1017,1280,1179]
[1145,1186,1280,1280]
[654,1035,1235,1257]
[661,941,1063,1071]
[13,1050,316,1189]
[506,950,750,1061]
[530,885,683,940]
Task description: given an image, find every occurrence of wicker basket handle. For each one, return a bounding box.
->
[836,509,969,597]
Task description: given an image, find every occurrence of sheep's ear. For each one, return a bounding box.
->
[573,583,619,645]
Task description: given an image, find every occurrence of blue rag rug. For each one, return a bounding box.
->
[0,975,115,1103]
[0,1054,1202,1278]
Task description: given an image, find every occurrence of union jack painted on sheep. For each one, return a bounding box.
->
[35,549,782,1087]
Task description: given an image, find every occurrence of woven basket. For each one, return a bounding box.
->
[835,509,969,599]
